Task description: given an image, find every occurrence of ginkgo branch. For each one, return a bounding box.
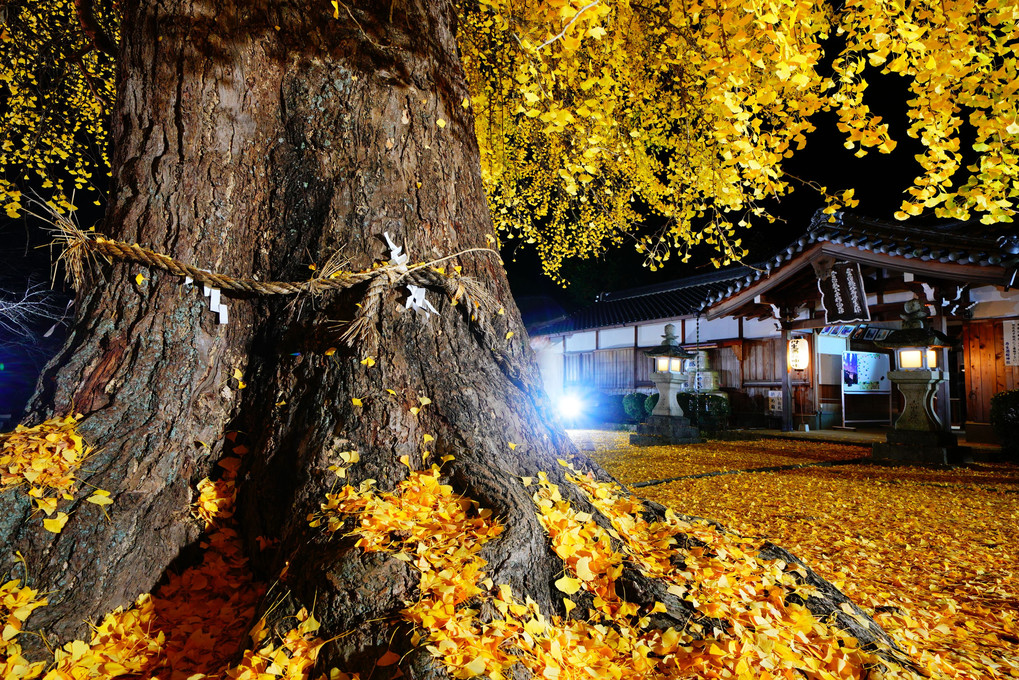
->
[536,0,601,50]
[73,0,116,57]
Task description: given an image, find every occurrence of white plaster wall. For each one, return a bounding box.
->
[531,337,565,401]
[598,327,636,349]
[883,291,914,304]
[817,333,848,356]
[866,290,914,306]
[969,285,1019,319]
[638,322,676,346]
[684,316,739,343]
[564,331,597,352]
[741,317,780,339]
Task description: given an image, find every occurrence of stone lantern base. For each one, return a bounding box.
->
[872,430,958,466]
[630,371,703,446]
[871,369,958,466]
[630,415,702,446]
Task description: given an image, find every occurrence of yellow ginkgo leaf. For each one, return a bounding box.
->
[361,356,376,367]
[43,512,69,534]
[554,575,581,595]
[377,651,400,667]
[505,331,514,339]
[86,490,113,506]
[135,273,146,285]
[351,397,363,407]
[463,657,486,676]
[423,434,434,443]
[325,347,337,356]
[436,119,446,128]
[418,396,432,406]
[34,496,58,516]
[574,556,596,581]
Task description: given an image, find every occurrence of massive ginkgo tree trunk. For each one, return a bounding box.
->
[3,0,912,675]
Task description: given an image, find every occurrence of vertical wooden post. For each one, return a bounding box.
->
[781,323,794,432]
[633,325,639,391]
[934,314,952,430]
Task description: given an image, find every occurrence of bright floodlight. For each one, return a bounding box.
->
[558,394,584,420]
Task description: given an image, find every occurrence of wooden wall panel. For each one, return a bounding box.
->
[713,347,742,389]
[964,318,1019,423]
[726,338,814,416]
[593,348,634,390]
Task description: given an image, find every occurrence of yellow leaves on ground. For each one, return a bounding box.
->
[586,432,1019,679]
[0,580,47,679]
[309,452,909,680]
[573,429,865,480]
[533,464,910,679]
[0,435,334,680]
[0,414,105,533]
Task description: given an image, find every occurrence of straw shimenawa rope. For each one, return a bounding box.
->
[54,222,504,353]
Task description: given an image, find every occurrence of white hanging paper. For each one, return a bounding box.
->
[384,232,439,317]
[405,285,439,316]
[383,232,410,271]
[218,304,229,325]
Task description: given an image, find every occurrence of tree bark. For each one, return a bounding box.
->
[4,0,914,675]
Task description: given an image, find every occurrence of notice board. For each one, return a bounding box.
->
[842,351,890,393]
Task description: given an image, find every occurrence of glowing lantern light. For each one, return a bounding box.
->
[788,337,810,371]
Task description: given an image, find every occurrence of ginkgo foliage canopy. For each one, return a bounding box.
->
[2,0,1017,279]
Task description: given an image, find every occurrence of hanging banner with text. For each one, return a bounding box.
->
[818,261,871,324]
[1005,320,1019,367]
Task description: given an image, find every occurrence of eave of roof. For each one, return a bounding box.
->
[532,266,753,336]
[702,211,1019,318]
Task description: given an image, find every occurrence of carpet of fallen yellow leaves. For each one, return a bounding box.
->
[313,458,920,679]
[3,419,1017,679]
[1,433,326,680]
[586,433,1019,679]
[0,415,107,534]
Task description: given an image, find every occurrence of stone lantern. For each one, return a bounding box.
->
[630,324,702,446]
[872,300,957,465]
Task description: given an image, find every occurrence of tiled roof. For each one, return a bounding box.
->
[529,211,1019,336]
[531,267,753,336]
[703,211,1019,309]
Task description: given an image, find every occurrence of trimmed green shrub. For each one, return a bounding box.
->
[622,393,646,422]
[598,393,629,423]
[990,388,1019,459]
[644,393,659,418]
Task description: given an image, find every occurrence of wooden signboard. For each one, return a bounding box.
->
[818,261,870,324]
[1006,320,1019,367]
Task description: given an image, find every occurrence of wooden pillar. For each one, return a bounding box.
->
[781,323,793,432]
[633,326,639,390]
[934,315,952,430]
[737,317,745,389]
